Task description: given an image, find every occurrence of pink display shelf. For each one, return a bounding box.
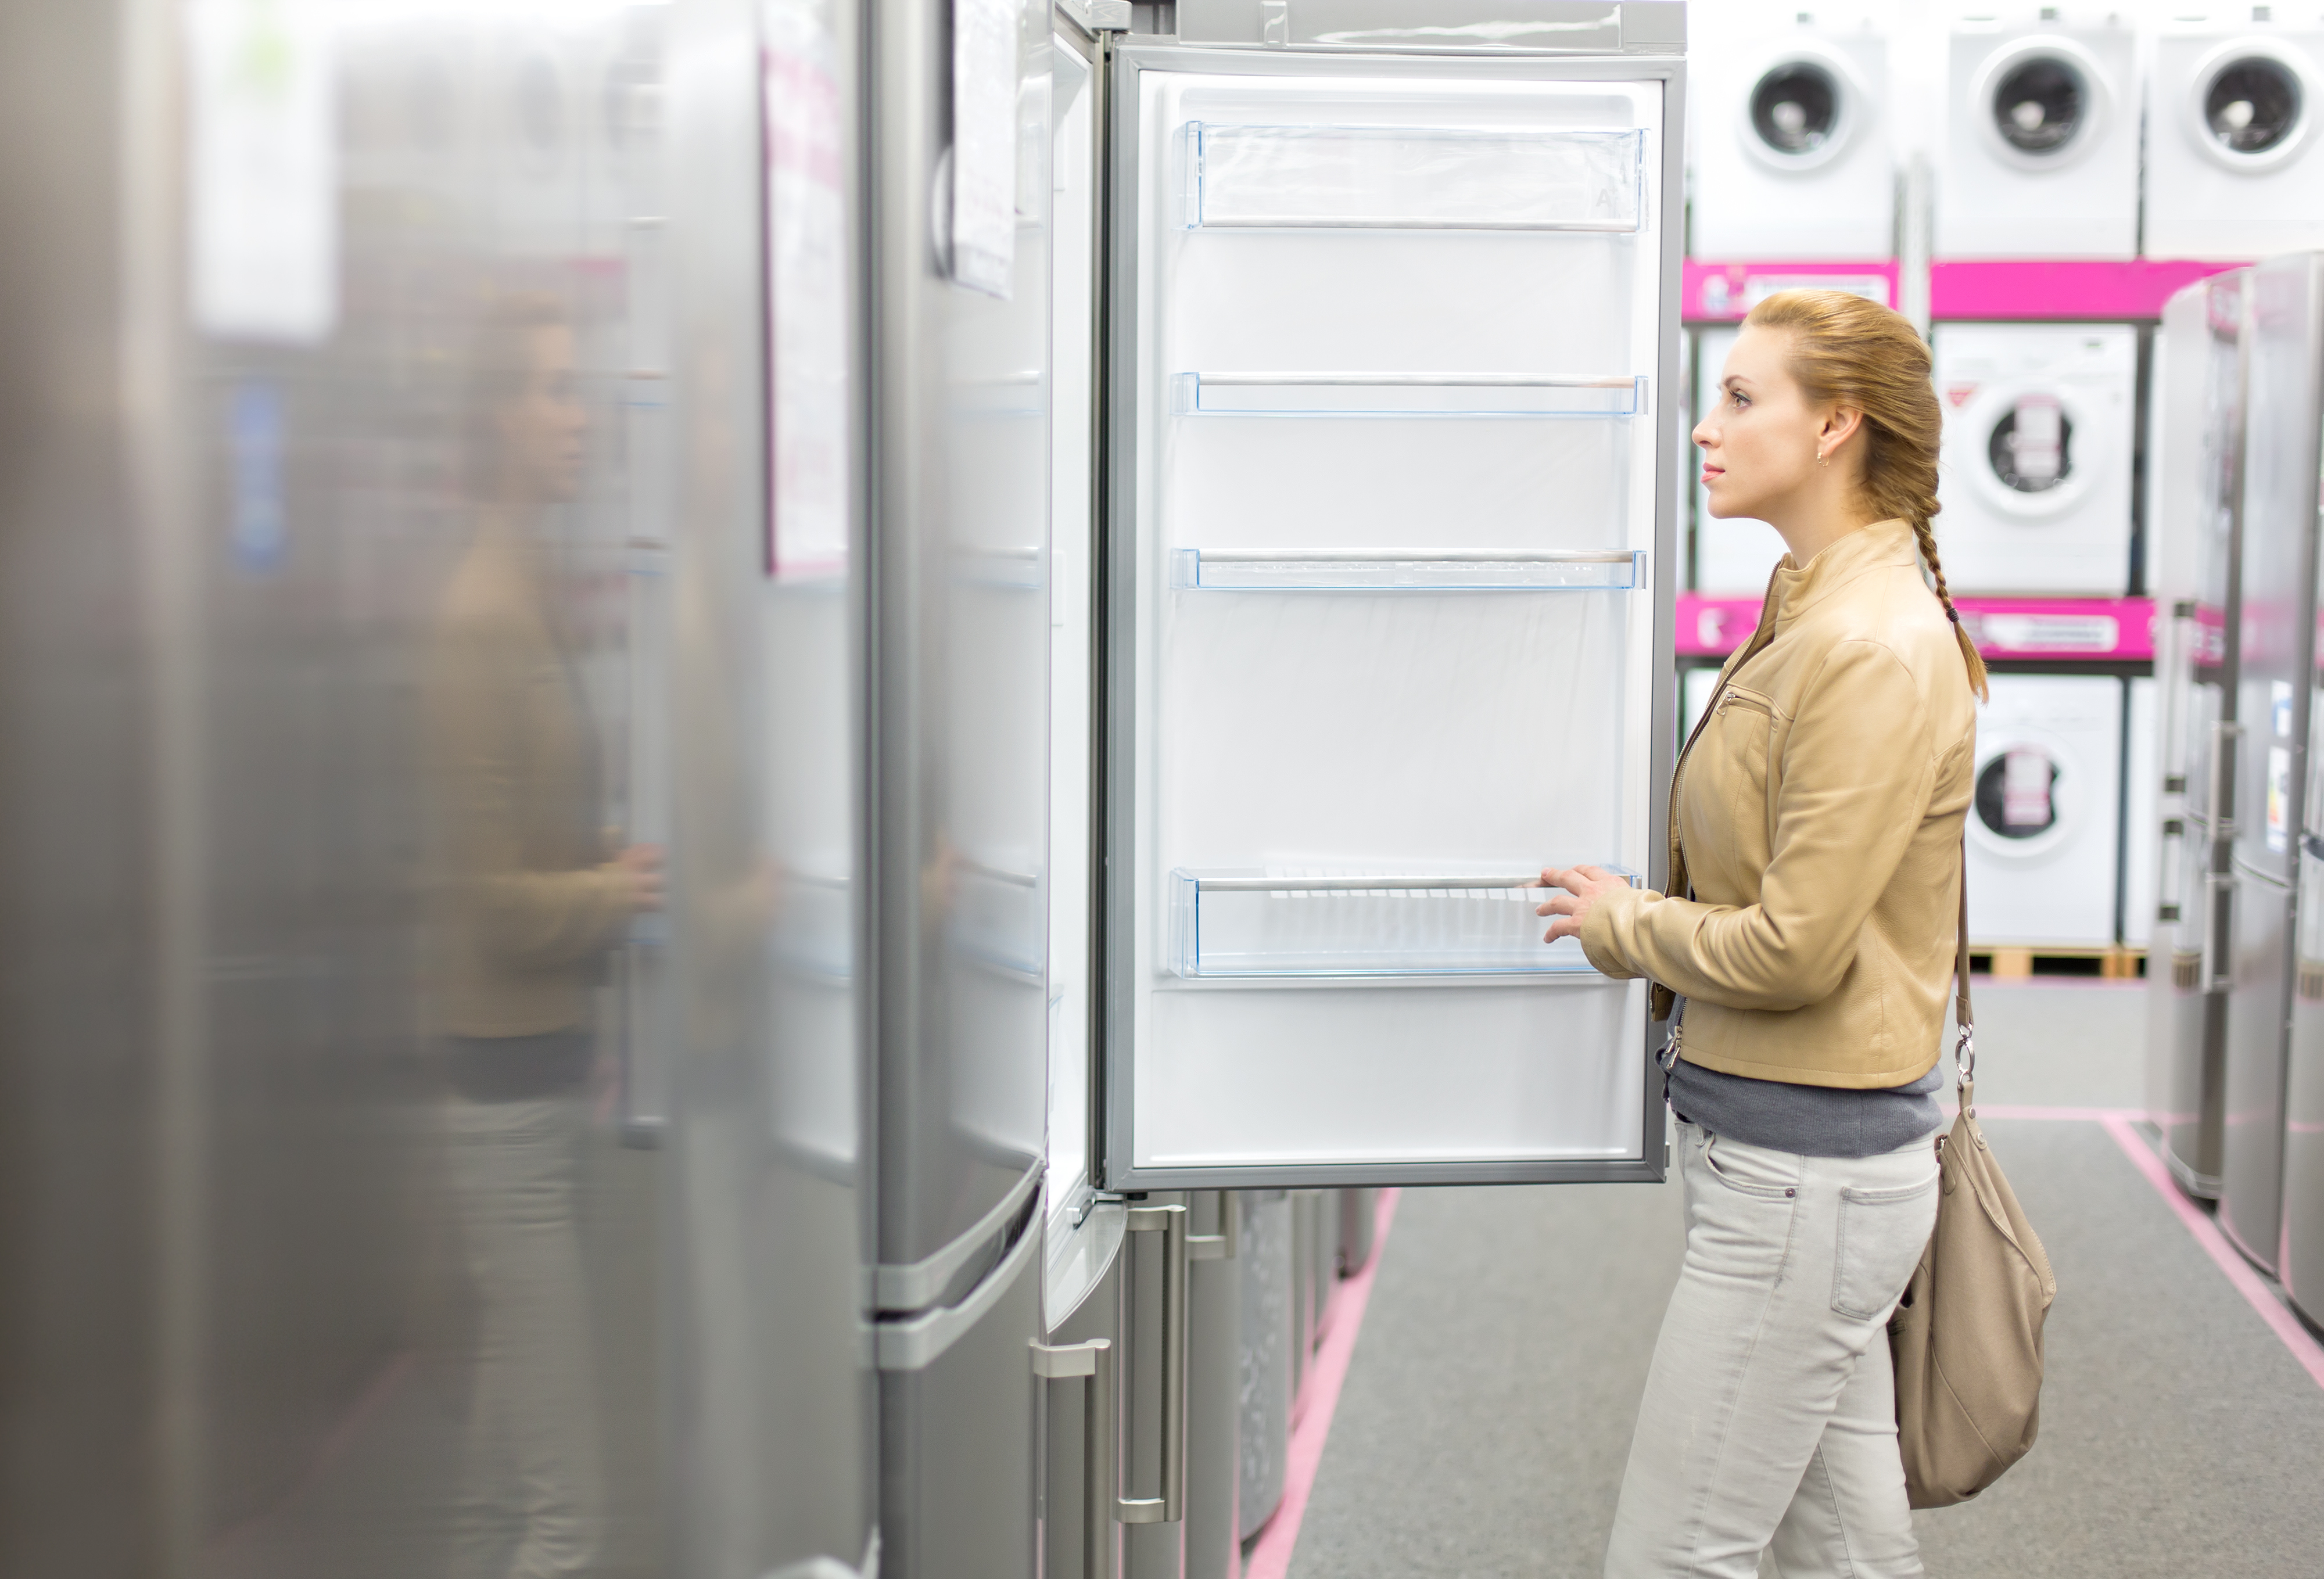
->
[1676,593,2156,663]
[1928,259,2246,322]
[1683,260,1899,322]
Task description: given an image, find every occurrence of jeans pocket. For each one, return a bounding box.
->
[1831,1172,1941,1321]
[1701,1132,1801,1201]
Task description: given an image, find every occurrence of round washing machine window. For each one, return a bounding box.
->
[2186,40,2315,173]
[1972,37,2113,171]
[1958,383,2101,521]
[1970,738,2078,861]
[1740,43,1866,173]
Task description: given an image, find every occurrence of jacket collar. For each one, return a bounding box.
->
[1764,518,1917,626]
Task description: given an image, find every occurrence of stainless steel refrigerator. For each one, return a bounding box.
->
[867,0,1057,1571]
[2222,253,2324,1274]
[2149,269,2250,1200]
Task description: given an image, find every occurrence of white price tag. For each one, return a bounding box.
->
[949,0,1021,298]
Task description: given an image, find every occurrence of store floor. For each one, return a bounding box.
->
[1287,982,2324,1578]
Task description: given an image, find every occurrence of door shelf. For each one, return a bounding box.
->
[1168,867,1638,979]
[1172,371,1644,418]
[1169,547,1644,591]
[1181,123,1645,233]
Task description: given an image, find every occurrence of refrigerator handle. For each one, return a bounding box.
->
[1032,1337,1117,1579]
[2211,720,2244,836]
[1118,1203,1187,1524]
[2205,870,2239,995]
[1186,1190,1238,1261]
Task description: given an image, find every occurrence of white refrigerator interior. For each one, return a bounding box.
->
[2145,12,2324,261]
[1933,322,2135,595]
[1688,3,1894,260]
[1968,674,2125,948]
[1692,325,1788,593]
[1934,8,2140,259]
[1115,62,1667,1180]
[2126,676,2157,948]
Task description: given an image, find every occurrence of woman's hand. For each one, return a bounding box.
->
[1534,865,1627,944]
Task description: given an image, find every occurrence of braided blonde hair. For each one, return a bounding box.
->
[1742,290,1989,702]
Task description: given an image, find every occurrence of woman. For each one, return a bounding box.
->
[1536,290,1988,1579]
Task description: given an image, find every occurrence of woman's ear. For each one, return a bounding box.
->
[1822,403,1867,455]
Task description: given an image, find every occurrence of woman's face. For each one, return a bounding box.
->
[1692,324,1826,523]
[494,322,588,505]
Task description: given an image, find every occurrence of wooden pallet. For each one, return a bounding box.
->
[1973,946,2144,981]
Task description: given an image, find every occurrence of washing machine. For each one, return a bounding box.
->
[2146,9,2324,261]
[1932,322,2136,595]
[1689,3,1894,260]
[2125,675,2157,948]
[1968,674,2124,949]
[1692,325,1791,594]
[1934,8,2140,259]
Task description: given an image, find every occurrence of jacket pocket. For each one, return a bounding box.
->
[1831,1171,1942,1321]
[1708,688,1777,882]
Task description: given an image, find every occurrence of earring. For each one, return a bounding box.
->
[1816,448,1827,466]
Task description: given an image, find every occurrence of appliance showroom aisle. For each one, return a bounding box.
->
[1287,984,2324,1579]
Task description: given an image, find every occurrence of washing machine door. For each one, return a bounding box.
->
[1740,43,1866,173]
[1974,35,2114,168]
[2184,38,2316,172]
[1970,731,2082,862]
[1960,382,2103,523]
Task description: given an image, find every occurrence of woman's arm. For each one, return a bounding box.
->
[1561,639,1939,1010]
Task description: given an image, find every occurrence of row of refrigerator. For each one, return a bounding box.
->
[0,2,1690,1576]
[2138,257,2324,1331]
[1691,0,2324,263]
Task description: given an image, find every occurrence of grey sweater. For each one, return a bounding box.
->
[1666,1055,1946,1158]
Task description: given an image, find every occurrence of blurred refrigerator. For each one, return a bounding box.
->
[1096,2,1683,1199]
[2222,253,2324,1274]
[868,0,1056,1571]
[2147,270,2250,1200]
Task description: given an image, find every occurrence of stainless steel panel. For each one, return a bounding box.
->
[1184,1192,1244,1579]
[2287,848,2324,1320]
[1042,1212,1127,1579]
[1235,1191,1293,1542]
[873,0,1055,1276]
[2223,867,2293,1271]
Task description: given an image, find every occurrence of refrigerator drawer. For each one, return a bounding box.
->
[1169,868,1635,977]
[1182,121,1644,232]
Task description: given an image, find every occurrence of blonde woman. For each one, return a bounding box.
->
[1536,290,1988,1579]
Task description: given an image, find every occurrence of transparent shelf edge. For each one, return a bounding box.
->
[1172,372,1645,418]
[1166,866,1640,980]
[1169,547,1645,591]
[1180,122,1646,234]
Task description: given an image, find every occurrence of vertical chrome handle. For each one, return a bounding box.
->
[1118,1202,1186,1524]
[2210,720,2244,834]
[1186,1190,1238,1261]
[2205,870,2239,994]
[1032,1337,1116,1579]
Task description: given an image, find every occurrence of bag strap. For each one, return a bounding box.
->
[1954,836,1975,1100]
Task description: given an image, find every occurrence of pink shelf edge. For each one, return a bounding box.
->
[1676,593,2156,662]
[1928,259,2245,321]
[1683,259,1900,321]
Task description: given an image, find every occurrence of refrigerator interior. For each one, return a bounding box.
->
[1107,52,1674,1185]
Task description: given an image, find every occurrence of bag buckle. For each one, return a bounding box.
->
[1954,1025,1975,1090]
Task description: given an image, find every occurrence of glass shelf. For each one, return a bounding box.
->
[1168,867,1638,979]
[1169,548,1644,591]
[1181,123,1645,232]
[1171,371,1644,418]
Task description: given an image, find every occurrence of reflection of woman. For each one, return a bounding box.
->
[1536,293,1985,1578]
[426,294,658,1578]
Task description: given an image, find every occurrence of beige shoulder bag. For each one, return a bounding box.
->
[1888,846,2060,1508]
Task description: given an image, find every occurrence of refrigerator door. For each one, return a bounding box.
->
[2220,252,2324,1272]
[1100,25,1682,1191]
[870,0,1054,1571]
[2159,268,2252,1197]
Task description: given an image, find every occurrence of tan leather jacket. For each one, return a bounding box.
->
[1581,519,1978,1088]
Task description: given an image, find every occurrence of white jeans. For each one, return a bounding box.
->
[1604,1122,1941,1579]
